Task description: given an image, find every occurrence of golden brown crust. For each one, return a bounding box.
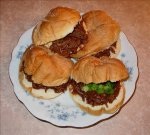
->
[71,56,129,84]
[32,7,80,45]
[71,10,120,58]
[21,45,74,86]
[70,85,125,116]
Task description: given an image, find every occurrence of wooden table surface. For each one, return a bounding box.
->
[1,0,150,135]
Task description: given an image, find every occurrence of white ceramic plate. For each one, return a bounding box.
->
[9,26,138,128]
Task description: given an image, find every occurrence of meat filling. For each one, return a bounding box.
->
[93,42,116,58]
[70,79,120,106]
[25,73,70,93]
[50,23,88,58]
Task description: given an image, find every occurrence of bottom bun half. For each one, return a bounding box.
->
[70,84,125,116]
[19,71,62,99]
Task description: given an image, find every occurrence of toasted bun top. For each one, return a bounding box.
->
[71,56,129,84]
[71,10,120,58]
[21,46,74,86]
[32,7,80,45]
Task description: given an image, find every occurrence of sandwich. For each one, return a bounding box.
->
[71,10,121,58]
[19,45,73,99]
[32,7,88,58]
[69,56,129,115]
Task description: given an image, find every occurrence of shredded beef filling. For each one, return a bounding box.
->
[93,42,116,58]
[50,23,88,58]
[70,79,120,106]
[24,72,70,93]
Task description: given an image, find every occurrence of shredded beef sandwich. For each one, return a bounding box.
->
[19,45,73,99]
[32,7,88,58]
[69,56,129,115]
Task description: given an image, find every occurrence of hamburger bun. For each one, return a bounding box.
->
[32,7,81,46]
[71,10,121,58]
[19,45,73,99]
[71,56,128,84]
[70,56,128,115]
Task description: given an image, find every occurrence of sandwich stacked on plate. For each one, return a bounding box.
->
[19,7,129,115]
[19,46,73,99]
[70,56,128,115]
